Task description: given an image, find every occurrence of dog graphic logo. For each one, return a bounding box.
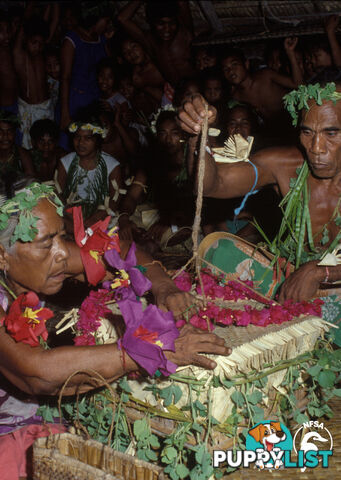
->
[246,421,293,469]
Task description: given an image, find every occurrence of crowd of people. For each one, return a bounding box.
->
[1,1,341,478]
[1,1,340,250]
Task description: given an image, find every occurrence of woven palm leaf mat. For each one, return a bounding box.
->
[226,397,341,479]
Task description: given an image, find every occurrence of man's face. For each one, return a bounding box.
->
[222,56,248,85]
[5,199,69,296]
[204,79,222,104]
[27,35,44,56]
[0,121,15,151]
[122,40,145,65]
[73,129,98,157]
[300,100,341,179]
[227,107,252,139]
[195,50,216,71]
[157,118,182,153]
[153,17,177,42]
[46,55,60,80]
[0,22,11,47]
[98,67,115,95]
[34,134,57,159]
[311,48,332,73]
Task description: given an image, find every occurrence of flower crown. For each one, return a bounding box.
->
[0,183,63,244]
[284,82,341,126]
[150,104,177,134]
[68,122,108,139]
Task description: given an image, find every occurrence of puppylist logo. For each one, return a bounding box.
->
[213,420,333,470]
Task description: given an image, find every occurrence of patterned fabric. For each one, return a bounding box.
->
[18,97,54,149]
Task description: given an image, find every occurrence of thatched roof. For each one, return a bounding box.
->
[115,1,341,45]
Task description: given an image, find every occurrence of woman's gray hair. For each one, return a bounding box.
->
[0,215,19,252]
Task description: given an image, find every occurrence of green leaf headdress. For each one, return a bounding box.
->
[0,183,64,244]
[283,82,341,126]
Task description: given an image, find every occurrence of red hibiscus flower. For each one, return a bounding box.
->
[3,292,53,347]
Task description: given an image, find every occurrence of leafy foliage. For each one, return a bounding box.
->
[0,183,64,244]
[283,82,341,126]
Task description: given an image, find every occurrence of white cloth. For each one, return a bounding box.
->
[18,97,54,149]
[106,92,130,109]
[61,151,119,202]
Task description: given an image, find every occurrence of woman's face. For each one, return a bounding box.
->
[3,199,69,296]
[73,129,98,157]
[226,107,252,139]
[157,117,182,152]
[34,134,57,159]
[119,78,134,99]
[0,121,15,151]
[122,40,146,65]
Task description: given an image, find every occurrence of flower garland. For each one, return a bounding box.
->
[174,270,323,331]
[68,122,107,139]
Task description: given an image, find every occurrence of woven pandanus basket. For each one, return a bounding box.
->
[33,433,165,480]
[127,311,329,425]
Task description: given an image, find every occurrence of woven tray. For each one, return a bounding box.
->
[33,433,165,480]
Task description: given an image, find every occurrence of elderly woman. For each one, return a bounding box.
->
[0,183,229,479]
[56,119,122,227]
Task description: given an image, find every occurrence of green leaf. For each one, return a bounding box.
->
[231,390,245,407]
[133,418,148,439]
[247,390,263,405]
[294,412,309,424]
[332,388,341,397]
[176,463,190,479]
[163,446,177,461]
[149,434,160,448]
[307,364,322,376]
[317,370,336,388]
[119,377,132,393]
[192,422,203,433]
[146,449,158,461]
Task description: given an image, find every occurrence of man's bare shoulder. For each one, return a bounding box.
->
[252,145,303,166]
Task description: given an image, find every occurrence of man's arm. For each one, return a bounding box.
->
[268,37,303,89]
[178,1,194,35]
[118,0,152,52]
[180,95,277,198]
[60,38,74,129]
[325,15,341,67]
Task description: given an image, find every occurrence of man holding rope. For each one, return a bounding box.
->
[179,80,341,344]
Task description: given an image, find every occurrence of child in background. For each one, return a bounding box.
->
[0,13,18,114]
[194,45,218,71]
[14,17,54,149]
[97,58,129,111]
[201,67,226,107]
[45,47,61,111]
[29,118,65,181]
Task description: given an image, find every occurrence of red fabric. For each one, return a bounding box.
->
[70,206,120,286]
[0,423,66,479]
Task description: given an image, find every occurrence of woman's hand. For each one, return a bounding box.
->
[177,94,217,135]
[166,324,231,370]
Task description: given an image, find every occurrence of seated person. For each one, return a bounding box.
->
[29,118,66,182]
[56,118,122,227]
[307,37,333,75]
[98,104,139,177]
[0,111,34,184]
[0,182,229,478]
[118,110,194,249]
[201,67,227,108]
[97,57,130,111]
